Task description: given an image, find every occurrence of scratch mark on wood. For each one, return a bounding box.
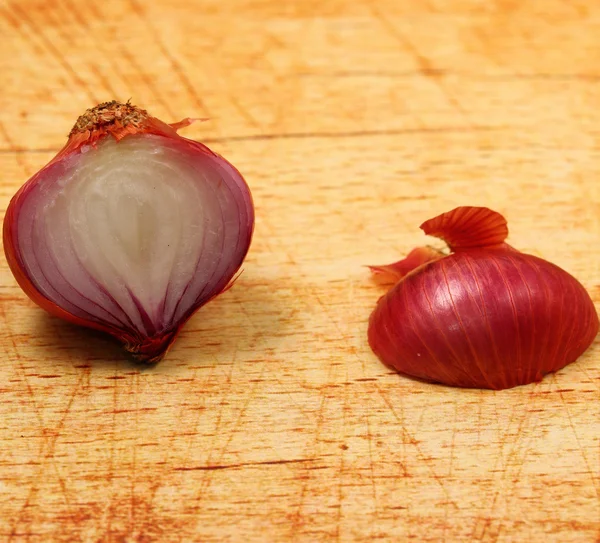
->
[83,2,176,118]
[0,306,45,429]
[552,375,599,499]
[228,94,261,130]
[442,400,459,543]
[173,458,318,471]
[201,125,500,143]
[0,5,45,56]
[0,124,502,156]
[298,68,600,82]
[289,349,336,541]
[130,371,139,535]
[127,0,212,119]
[368,4,475,127]
[8,1,98,103]
[336,350,350,542]
[376,386,458,509]
[473,384,542,541]
[192,362,268,515]
[137,358,217,538]
[243,29,292,132]
[7,367,86,540]
[235,299,314,423]
[0,120,32,176]
[71,32,135,106]
[100,367,120,539]
[38,0,122,102]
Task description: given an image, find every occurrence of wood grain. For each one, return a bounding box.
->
[0,0,598,541]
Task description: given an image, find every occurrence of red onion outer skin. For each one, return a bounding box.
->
[3,102,254,362]
[368,207,599,390]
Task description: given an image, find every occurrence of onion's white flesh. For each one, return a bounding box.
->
[16,134,249,337]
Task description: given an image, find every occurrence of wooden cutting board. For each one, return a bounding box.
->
[0,0,598,541]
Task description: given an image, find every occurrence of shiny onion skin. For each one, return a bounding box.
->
[4,101,254,363]
[368,207,599,390]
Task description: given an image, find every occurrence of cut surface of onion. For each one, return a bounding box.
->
[4,101,254,362]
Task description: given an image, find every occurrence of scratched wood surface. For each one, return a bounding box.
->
[0,0,599,541]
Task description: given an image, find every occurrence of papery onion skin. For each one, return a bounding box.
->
[368,207,599,390]
[3,101,254,363]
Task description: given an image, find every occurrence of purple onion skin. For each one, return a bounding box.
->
[368,208,599,390]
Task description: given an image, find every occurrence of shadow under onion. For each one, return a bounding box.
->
[30,270,297,372]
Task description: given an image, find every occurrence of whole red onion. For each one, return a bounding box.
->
[4,101,254,362]
[368,206,598,390]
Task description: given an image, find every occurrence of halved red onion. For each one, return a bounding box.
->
[368,207,599,389]
[4,101,254,362]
